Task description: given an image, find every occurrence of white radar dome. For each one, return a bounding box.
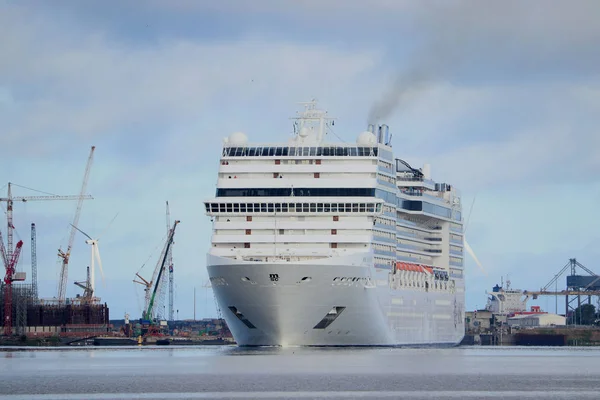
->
[228,131,248,146]
[299,126,310,137]
[356,131,377,145]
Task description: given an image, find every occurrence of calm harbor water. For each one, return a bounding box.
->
[1,346,599,399]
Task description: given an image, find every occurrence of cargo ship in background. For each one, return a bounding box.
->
[204,100,465,346]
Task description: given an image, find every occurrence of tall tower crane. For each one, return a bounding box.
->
[57,146,96,303]
[166,201,174,321]
[31,223,37,300]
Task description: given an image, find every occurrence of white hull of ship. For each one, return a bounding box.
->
[207,253,465,347]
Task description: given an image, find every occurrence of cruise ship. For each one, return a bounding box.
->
[203,100,465,346]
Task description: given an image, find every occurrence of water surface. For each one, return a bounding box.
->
[0,346,598,399]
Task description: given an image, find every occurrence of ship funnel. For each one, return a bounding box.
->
[367,124,376,134]
[381,124,389,145]
[423,163,431,180]
[377,125,383,144]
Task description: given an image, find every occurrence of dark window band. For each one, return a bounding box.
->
[223,146,378,157]
[216,188,376,197]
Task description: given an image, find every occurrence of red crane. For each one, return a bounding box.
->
[1,228,24,336]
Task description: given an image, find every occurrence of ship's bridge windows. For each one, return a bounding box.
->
[206,202,380,215]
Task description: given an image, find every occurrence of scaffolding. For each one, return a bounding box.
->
[0,283,35,336]
[1,286,109,336]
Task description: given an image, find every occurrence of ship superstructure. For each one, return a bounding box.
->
[486,279,528,315]
[204,100,465,346]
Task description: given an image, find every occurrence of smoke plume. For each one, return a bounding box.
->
[367,1,600,124]
[367,68,433,124]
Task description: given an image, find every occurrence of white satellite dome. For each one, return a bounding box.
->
[356,131,377,145]
[228,131,248,146]
[299,126,310,137]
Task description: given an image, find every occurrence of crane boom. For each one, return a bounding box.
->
[0,182,93,267]
[58,146,96,302]
[0,229,7,269]
[166,201,174,321]
[144,220,180,321]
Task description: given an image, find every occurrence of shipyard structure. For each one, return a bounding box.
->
[465,258,600,346]
[1,148,112,342]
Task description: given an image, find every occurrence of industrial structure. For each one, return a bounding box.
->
[57,146,95,303]
[134,219,180,335]
[465,258,600,346]
[0,146,111,339]
[166,201,175,321]
[523,258,600,325]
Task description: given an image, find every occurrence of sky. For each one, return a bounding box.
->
[1,0,600,320]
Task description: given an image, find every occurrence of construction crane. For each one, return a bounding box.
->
[166,201,174,321]
[57,146,96,303]
[1,182,92,334]
[0,182,93,269]
[0,228,24,335]
[523,258,600,324]
[134,220,180,322]
[74,266,94,302]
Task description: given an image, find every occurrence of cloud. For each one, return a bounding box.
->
[368,0,600,121]
[0,2,382,159]
[377,81,600,190]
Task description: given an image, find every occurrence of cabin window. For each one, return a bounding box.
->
[244,243,250,248]
[330,243,337,248]
[245,229,251,235]
[246,216,252,222]
[333,216,339,222]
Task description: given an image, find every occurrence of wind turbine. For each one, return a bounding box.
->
[463,194,487,275]
[72,225,105,296]
[71,213,117,296]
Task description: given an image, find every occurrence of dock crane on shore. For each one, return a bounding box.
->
[134,220,180,323]
[57,146,96,303]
